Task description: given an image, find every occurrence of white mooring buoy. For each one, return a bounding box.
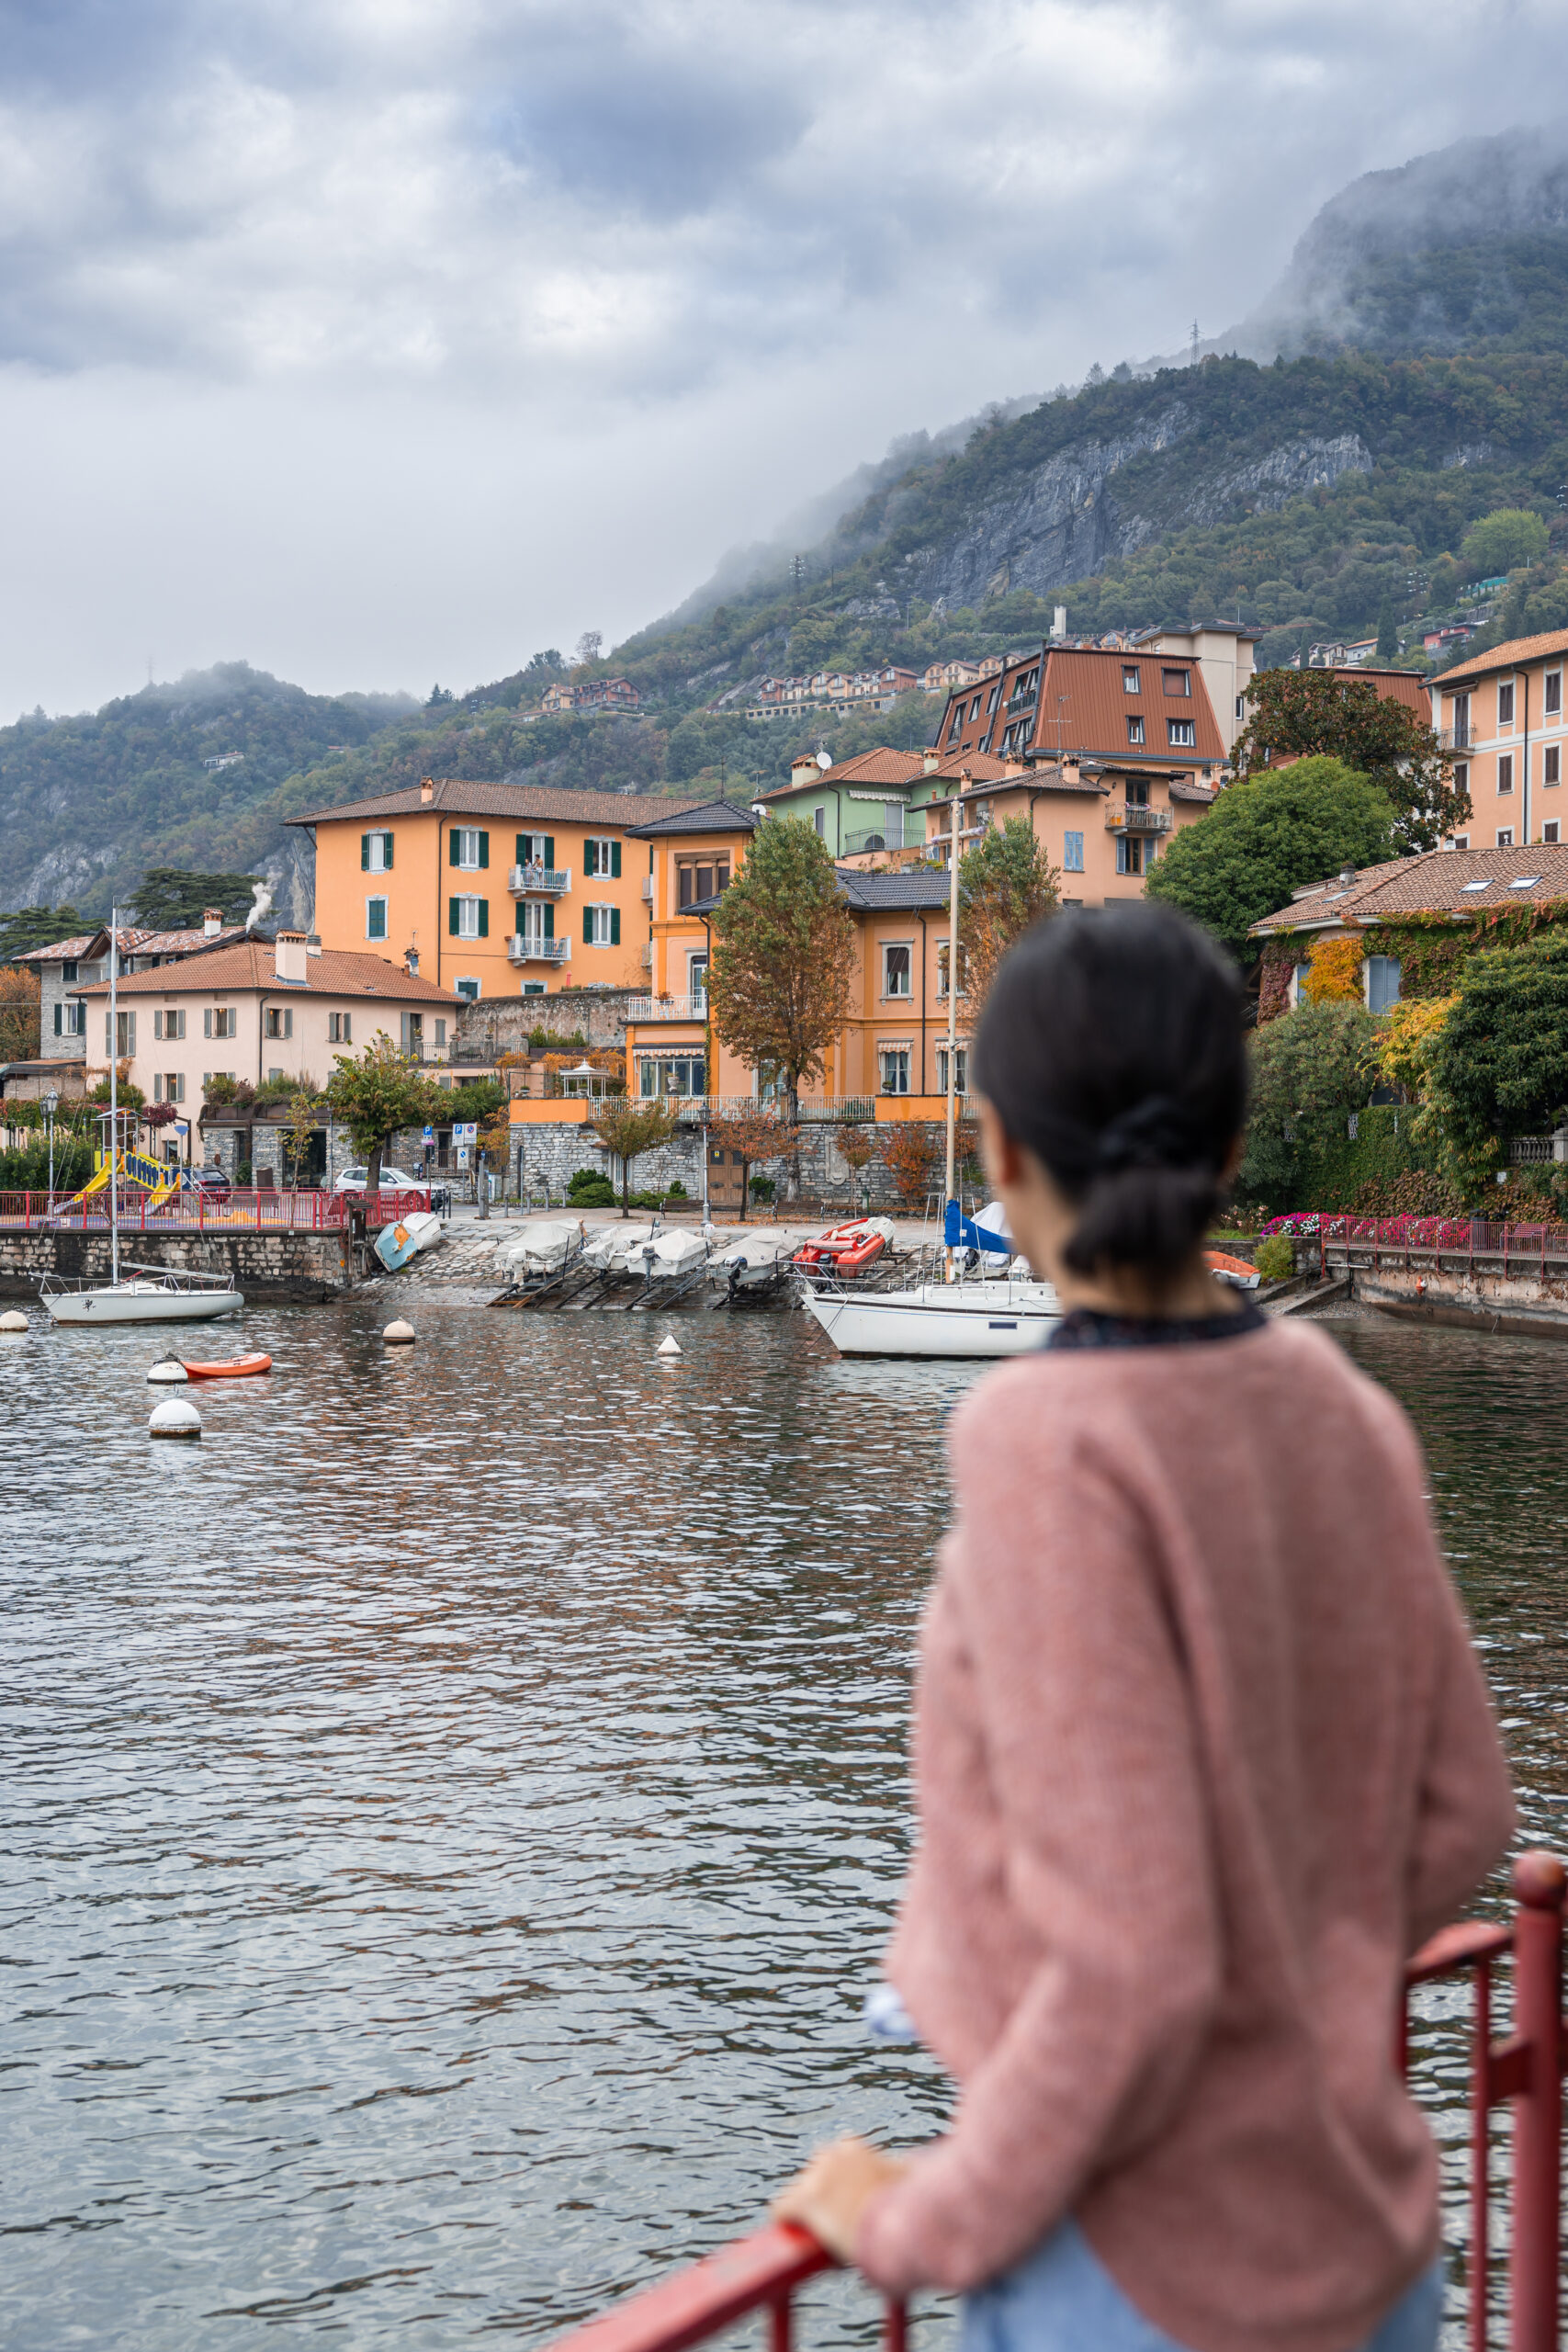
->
[149,1397,202,1441]
[147,1358,189,1384]
[382,1318,417,1345]
[657,1332,682,1357]
[0,1309,28,1332]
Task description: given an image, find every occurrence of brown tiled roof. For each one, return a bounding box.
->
[757,748,926,799]
[927,752,1014,786]
[16,927,149,963]
[1322,665,1432,719]
[1249,843,1568,935]
[130,924,249,957]
[78,943,460,1001]
[1030,647,1227,765]
[288,779,703,827]
[1430,629,1568,690]
[1169,779,1219,803]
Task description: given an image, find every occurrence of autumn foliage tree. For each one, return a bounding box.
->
[1232,668,1467,851]
[877,1121,937,1210]
[590,1094,679,1216]
[707,816,856,1124]
[0,967,41,1060]
[707,1105,799,1220]
[324,1032,442,1194]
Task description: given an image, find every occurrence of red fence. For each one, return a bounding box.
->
[1265,1215,1568,1281]
[545,1854,1566,2352]
[0,1187,431,1234]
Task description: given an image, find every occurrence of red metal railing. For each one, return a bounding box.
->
[1264,1213,1568,1283]
[0,1187,431,1233]
[545,1854,1566,2352]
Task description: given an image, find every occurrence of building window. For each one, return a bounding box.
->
[1235,695,1246,721]
[1162,669,1191,697]
[1496,828,1515,847]
[1546,746,1561,786]
[1452,691,1471,744]
[434,1019,446,1046]
[54,1001,85,1037]
[450,895,487,939]
[585,903,621,946]
[1122,666,1140,694]
[689,955,709,1010]
[204,1007,237,1039]
[328,1012,353,1043]
[400,1012,424,1054]
[157,1072,186,1103]
[1547,672,1562,718]
[813,807,826,837]
[878,1046,910,1095]
[451,827,489,870]
[1168,719,1196,747]
[264,1007,293,1040]
[367,897,388,940]
[1116,836,1145,876]
[882,943,912,998]
[108,1010,137,1056]
[62,959,79,983]
[1451,836,1470,850]
[1454,762,1469,802]
[1498,754,1515,795]
[361,830,393,873]
[935,1044,967,1095]
[1498,682,1516,726]
[1365,956,1402,1013]
[1127,716,1145,745]
[1063,830,1084,873]
[152,1009,186,1040]
[583,836,621,878]
[455,978,481,1001]
[676,856,730,909]
[1545,820,1561,844]
[521,981,546,996]
[637,1054,705,1097]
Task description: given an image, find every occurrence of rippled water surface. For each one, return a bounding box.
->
[4,1295,1567,2352]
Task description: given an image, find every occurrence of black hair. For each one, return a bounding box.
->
[971,901,1246,1280]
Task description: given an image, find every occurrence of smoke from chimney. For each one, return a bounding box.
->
[244,881,274,935]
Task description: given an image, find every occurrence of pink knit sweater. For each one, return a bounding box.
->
[856,1317,1514,2352]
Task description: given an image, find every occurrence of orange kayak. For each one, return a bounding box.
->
[179,1352,274,1378]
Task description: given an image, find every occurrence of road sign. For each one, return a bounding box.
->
[422,1125,435,1146]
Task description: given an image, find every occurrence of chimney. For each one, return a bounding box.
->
[1062,756,1080,786]
[420,776,435,805]
[203,907,223,939]
[1051,605,1067,642]
[923,747,940,775]
[790,754,818,787]
[404,947,420,978]
[275,930,309,985]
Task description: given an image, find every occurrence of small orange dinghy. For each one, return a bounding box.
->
[1204,1250,1261,1292]
[179,1351,274,1378]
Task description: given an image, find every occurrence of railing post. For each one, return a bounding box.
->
[1509,1850,1565,2352]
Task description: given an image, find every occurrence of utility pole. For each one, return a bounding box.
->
[1190,320,1201,368]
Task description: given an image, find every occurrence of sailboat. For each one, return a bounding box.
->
[40,907,244,1327]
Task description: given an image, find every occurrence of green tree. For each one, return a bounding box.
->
[1376,591,1397,660]
[282,1091,321,1185]
[0,903,84,961]
[1426,933,1568,1191]
[1145,757,1396,959]
[707,816,857,1122]
[1460,508,1550,576]
[131,867,263,929]
[590,1094,680,1216]
[958,816,1060,1008]
[1235,999,1379,1208]
[1231,672,1464,851]
[324,1033,441,1193]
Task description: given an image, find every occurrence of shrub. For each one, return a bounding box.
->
[666,1178,687,1197]
[747,1175,776,1203]
[567,1167,615,1205]
[1253,1234,1296,1283]
[204,1074,238,1105]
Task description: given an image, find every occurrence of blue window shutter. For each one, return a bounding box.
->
[478,899,489,938]
[449,896,460,934]
[611,907,620,946]
[544,901,554,940]
[611,840,621,878]
[479,831,489,869]
[545,836,554,869]
[361,833,369,871]
[384,832,392,871]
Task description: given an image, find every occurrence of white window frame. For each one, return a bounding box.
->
[882,941,913,1000]
[1122,666,1140,694]
[1545,820,1561,844]
[1498,682,1516,728]
[454,827,483,871]
[455,977,481,1001]
[1063,830,1085,873]
[935,1043,968,1096]
[367,896,388,940]
[1127,717,1145,744]
[878,1045,911,1096]
[1496,828,1515,847]
[1547,745,1562,786]
[1168,718,1196,748]
[584,835,615,877]
[455,895,482,940]
[587,902,615,946]
[1546,671,1562,719]
[1498,755,1515,796]
[367,831,391,874]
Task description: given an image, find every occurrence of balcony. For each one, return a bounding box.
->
[843,826,904,856]
[507,863,571,895]
[1440,726,1476,752]
[507,934,570,965]
[1104,803,1173,833]
[626,993,708,1022]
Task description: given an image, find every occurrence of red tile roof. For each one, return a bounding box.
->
[16,927,149,963]
[1322,666,1432,720]
[1429,629,1568,691]
[757,747,927,799]
[289,779,703,827]
[77,943,461,1001]
[1031,647,1227,765]
[1249,842,1568,934]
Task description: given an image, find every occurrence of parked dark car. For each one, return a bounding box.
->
[193,1164,232,1199]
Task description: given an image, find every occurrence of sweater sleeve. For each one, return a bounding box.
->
[856,1398,1222,2299]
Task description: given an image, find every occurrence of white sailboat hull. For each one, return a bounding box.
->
[802,1279,1060,1358]
[43,1282,244,1326]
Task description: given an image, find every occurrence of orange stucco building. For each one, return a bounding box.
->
[1427,628,1568,850]
[291,777,697,1002]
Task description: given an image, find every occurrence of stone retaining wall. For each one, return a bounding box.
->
[457,989,639,1057]
[0,1228,351,1303]
[491,1118,954,1211]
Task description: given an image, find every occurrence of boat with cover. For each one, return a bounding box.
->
[502,1219,581,1276]
[582,1224,656,1275]
[644,1230,708,1279]
[1204,1250,1261,1291]
[719,1234,790,1291]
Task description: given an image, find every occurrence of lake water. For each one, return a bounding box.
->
[4,1295,1566,2352]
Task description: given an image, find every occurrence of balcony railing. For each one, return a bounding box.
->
[627,994,708,1022]
[641,876,654,902]
[843,827,904,857]
[508,864,571,895]
[1442,726,1477,752]
[1105,803,1174,833]
[658,1095,875,1124]
[507,934,571,965]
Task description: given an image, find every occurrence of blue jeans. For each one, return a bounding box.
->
[960,2220,1443,2352]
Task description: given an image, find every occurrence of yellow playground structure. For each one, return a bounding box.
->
[64,1148,191,1213]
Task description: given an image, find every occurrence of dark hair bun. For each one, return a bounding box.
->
[971,902,1246,1279]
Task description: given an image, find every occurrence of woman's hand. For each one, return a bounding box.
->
[771,2138,908,2265]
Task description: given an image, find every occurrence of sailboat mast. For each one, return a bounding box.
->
[109,903,119,1287]
[943,771,964,1279]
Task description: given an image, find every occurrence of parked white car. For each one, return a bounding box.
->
[333,1166,432,1196]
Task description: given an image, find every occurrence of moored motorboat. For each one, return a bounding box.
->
[720,1235,789,1291]
[794,1216,896,1279]
[503,1218,581,1276]
[646,1230,708,1278]
[179,1351,273,1378]
[583,1224,655,1275]
[800,1274,1061,1358]
[375,1209,445,1272]
[42,1271,244,1326]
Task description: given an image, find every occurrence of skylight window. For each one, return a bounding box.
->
[1461,878,1494,891]
[1509,876,1541,890]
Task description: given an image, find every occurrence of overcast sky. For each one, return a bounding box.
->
[0,0,1561,716]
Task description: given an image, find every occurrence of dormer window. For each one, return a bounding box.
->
[1122,666,1141,694]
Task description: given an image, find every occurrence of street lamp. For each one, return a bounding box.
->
[42,1088,59,1198]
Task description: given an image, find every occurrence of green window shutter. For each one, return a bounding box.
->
[544,901,554,940]
[361,833,369,871]
[384,832,392,871]
[516,833,526,865]
[449,831,460,866]
[478,899,489,938]
[449,896,460,934]
[284,1009,293,1039]
[611,840,622,878]
[544,836,554,869]
[479,831,489,869]
[53,1002,62,1035]
[611,907,621,946]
